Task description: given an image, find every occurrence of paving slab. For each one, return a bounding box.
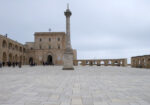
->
[0,66,150,105]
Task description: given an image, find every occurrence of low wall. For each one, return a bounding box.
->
[73,59,127,67]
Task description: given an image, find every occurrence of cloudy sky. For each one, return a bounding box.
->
[0,0,150,62]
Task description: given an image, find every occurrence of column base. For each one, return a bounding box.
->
[62,48,74,70]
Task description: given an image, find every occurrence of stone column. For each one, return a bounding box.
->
[97,61,100,66]
[62,5,74,70]
[145,56,150,68]
[81,61,86,66]
[125,59,128,66]
[112,60,115,66]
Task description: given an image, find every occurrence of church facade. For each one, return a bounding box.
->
[0,32,77,65]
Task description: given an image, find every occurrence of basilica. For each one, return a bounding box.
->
[0,32,77,65]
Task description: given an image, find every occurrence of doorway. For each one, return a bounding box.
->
[29,57,33,65]
[47,55,53,65]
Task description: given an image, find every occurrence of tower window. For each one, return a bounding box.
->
[58,45,60,49]
[39,45,42,49]
[49,45,51,49]
[40,38,42,42]
[58,38,60,41]
[49,38,51,42]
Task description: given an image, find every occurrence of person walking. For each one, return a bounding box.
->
[0,61,2,68]
[19,62,22,68]
[13,62,15,67]
[2,62,5,67]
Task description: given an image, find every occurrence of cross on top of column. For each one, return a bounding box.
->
[67,3,69,9]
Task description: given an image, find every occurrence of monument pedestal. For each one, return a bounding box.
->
[63,49,74,70]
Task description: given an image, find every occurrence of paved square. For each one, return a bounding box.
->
[0,66,150,105]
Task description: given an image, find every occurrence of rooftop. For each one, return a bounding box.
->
[34,32,66,36]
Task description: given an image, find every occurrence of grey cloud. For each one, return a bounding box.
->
[0,0,150,60]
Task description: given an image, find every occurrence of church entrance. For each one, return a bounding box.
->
[29,57,33,65]
[47,55,53,65]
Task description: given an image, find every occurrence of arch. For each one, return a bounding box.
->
[148,58,150,64]
[101,61,105,65]
[15,45,18,51]
[47,55,53,65]
[108,60,111,65]
[2,52,7,63]
[12,44,15,50]
[19,47,22,52]
[114,60,120,66]
[78,61,82,65]
[86,61,89,65]
[46,51,54,65]
[8,43,13,49]
[2,40,7,48]
[29,57,33,65]
[94,61,97,65]
[114,61,118,64]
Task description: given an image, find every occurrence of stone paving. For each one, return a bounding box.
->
[0,66,150,105]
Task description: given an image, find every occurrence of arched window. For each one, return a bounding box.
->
[148,58,150,64]
[8,43,12,49]
[2,40,7,48]
[47,55,53,65]
[29,57,33,65]
[49,38,51,42]
[49,45,51,49]
[58,38,60,41]
[15,45,18,51]
[39,38,42,42]
[39,45,42,49]
[20,47,22,52]
[58,45,60,49]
